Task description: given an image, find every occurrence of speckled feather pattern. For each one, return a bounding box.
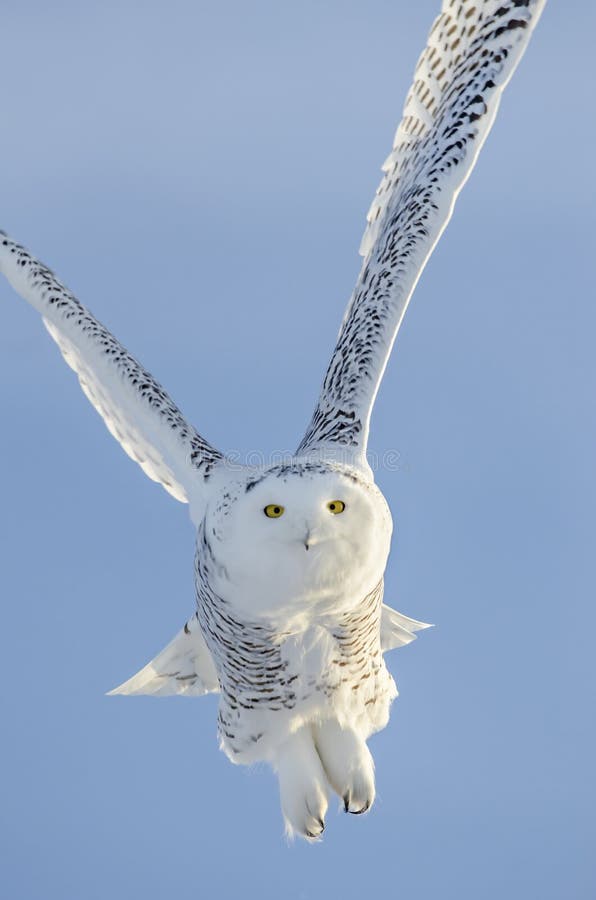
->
[298,0,545,462]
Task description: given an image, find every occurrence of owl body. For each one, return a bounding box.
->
[196,461,397,767]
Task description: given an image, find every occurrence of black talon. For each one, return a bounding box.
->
[343,794,350,813]
[305,818,325,840]
[348,801,370,816]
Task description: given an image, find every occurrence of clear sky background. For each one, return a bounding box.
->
[0,2,594,898]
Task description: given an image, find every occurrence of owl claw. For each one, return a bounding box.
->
[305,820,325,840]
[347,799,371,816]
[343,793,371,815]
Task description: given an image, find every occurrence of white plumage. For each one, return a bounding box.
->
[0,0,545,839]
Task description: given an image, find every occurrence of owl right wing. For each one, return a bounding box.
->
[107,613,220,697]
[0,231,225,508]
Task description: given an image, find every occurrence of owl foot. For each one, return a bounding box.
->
[313,719,375,816]
[275,725,329,841]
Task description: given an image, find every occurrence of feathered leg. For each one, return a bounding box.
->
[274,725,329,840]
[313,719,375,815]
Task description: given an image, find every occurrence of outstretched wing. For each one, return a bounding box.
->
[297,0,545,466]
[0,232,224,506]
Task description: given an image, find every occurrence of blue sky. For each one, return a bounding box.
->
[1,2,594,898]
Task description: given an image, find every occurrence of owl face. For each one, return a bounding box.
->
[205,464,392,619]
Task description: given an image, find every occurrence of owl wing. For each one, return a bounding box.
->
[107,614,220,697]
[0,232,224,508]
[297,0,545,466]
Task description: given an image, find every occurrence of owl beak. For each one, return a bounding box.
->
[301,525,313,551]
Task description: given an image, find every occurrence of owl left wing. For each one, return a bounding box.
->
[297,0,545,467]
[381,603,432,652]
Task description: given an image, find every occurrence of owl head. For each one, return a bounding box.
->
[204,461,392,619]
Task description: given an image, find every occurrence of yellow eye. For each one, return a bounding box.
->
[327,500,345,515]
[264,504,285,518]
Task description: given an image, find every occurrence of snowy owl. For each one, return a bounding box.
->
[0,0,544,839]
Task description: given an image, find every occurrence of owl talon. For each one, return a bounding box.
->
[305,821,325,840]
[348,800,370,816]
[343,792,371,815]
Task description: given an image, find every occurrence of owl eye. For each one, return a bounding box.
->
[264,504,285,518]
[327,500,345,514]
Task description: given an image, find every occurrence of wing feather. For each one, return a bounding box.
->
[380,604,433,652]
[297,0,545,465]
[108,614,220,697]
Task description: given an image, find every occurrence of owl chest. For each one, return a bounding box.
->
[198,575,384,712]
